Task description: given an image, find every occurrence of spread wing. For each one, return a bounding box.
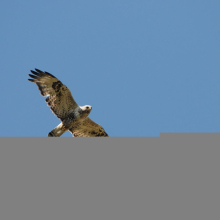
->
[69,117,109,137]
[28,68,78,120]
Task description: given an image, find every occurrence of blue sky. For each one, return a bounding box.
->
[1,0,220,136]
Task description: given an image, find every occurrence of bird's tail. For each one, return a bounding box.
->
[48,122,68,137]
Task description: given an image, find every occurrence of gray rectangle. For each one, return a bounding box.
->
[0,135,219,220]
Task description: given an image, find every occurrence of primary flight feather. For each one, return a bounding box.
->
[28,69,108,137]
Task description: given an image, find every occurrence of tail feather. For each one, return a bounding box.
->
[48,122,68,137]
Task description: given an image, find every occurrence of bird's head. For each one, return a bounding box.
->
[81,105,92,115]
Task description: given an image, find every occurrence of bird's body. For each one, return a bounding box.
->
[28,69,108,137]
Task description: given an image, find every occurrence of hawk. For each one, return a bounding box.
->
[28,69,108,137]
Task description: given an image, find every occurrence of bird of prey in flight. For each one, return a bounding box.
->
[28,69,108,137]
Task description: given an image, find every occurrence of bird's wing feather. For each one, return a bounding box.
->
[28,68,78,120]
[69,117,108,137]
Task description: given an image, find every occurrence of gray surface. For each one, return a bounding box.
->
[0,135,219,220]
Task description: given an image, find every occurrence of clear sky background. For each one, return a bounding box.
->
[1,0,220,137]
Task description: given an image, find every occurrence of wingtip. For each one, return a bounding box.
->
[30,70,37,74]
[29,73,39,79]
[30,68,56,78]
[28,78,36,82]
[35,68,43,73]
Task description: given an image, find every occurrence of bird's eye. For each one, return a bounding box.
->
[86,106,89,109]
